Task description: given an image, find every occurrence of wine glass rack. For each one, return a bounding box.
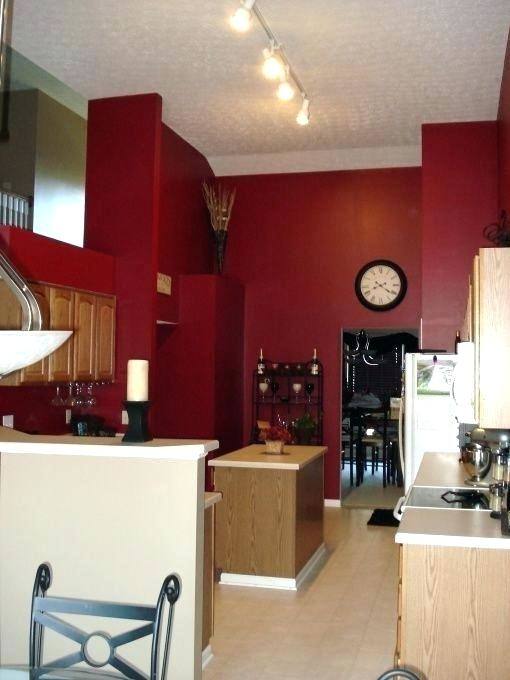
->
[251,359,323,444]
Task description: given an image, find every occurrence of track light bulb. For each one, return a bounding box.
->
[296,98,310,126]
[262,48,285,80]
[229,0,255,33]
[277,79,295,102]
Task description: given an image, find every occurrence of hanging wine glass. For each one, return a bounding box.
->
[292,382,302,402]
[51,386,64,406]
[85,382,97,408]
[259,381,269,402]
[305,382,315,403]
[65,382,76,407]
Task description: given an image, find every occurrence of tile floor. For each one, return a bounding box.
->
[341,467,403,510]
[203,508,399,680]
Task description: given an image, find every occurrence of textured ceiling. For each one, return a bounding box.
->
[9,0,510,173]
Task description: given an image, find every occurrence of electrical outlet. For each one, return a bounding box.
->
[65,409,72,425]
[121,410,129,425]
[2,415,13,428]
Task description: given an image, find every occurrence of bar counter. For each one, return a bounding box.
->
[210,444,327,590]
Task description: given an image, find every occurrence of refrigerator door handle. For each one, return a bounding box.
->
[398,393,405,480]
[393,495,406,522]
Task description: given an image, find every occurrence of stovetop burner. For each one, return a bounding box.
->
[407,487,491,511]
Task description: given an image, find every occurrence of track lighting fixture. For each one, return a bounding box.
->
[262,45,285,81]
[229,0,256,33]
[277,70,295,101]
[227,1,311,125]
[296,97,310,126]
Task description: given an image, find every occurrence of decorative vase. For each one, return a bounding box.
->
[214,230,228,274]
[266,439,284,454]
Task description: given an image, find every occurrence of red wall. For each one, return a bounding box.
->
[499,31,510,210]
[221,168,422,499]
[86,94,161,393]
[157,125,214,323]
[421,122,499,351]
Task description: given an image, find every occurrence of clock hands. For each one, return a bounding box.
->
[374,280,393,295]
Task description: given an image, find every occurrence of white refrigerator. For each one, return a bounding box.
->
[399,343,475,494]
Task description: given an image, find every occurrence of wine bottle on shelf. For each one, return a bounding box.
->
[310,348,320,375]
[454,330,461,354]
[257,348,266,375]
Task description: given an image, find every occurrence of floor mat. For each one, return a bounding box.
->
[367,508,400,527]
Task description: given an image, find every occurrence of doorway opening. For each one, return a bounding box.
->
[341,327,419,509]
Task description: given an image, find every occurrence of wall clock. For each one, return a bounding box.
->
[354,260,407,311]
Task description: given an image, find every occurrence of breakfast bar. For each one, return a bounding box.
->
[0,426,218,680]
[210,444,327,590]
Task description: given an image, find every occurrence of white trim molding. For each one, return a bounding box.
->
[202,645,213,670]
[324,498,341,508]
[209,145,421,177]
[219,543,327,591]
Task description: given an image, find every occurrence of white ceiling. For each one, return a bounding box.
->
[10,0,510,175]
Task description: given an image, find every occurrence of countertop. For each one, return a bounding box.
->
[396,451,510,550]
[208,444,327,470]
[0,426,219,461]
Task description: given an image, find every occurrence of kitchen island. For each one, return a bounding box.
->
[0,426,218,680]
[396,451,510,680]
[210,444,327,590]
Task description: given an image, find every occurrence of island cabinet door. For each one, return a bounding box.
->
[48,286,74,382]
[94,295,116,381]
[72,291,96,381]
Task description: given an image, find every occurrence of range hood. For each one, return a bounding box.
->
[0,249,72,377]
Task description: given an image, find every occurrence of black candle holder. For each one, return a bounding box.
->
[122,401,152,443]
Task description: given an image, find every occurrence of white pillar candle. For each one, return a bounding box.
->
[127,359,149,402]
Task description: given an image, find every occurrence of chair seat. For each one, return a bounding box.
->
[362,436,383,446]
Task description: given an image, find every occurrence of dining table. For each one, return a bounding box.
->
[343,405,392,487]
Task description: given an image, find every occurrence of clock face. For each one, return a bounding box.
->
[354,260,407,311]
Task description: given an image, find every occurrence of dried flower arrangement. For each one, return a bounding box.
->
[202,182,236,273]
[260,425,292,443]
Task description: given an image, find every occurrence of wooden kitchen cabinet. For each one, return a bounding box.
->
[399,544,510,679]
[0,282,116,386]
[72,291,97,381]
[48,286,74,382]
[18,284,51,385]
[472,248,510,428]
[94,295,116,381]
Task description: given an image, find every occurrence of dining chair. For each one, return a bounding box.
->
[29,563,181,680]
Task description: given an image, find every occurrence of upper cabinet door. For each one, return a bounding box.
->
[478,248,510,428]
[48,286,74,382]
[19,284,51,385]
[95,295,116,381]
[73,291,96,381]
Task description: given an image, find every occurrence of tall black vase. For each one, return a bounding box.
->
[214,230,228,274]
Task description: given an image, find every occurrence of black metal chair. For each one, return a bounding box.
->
[29,563,181,680]
[376,670,422,679]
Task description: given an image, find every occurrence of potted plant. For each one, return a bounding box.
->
[293,412,316,445]
[260,425,292,454]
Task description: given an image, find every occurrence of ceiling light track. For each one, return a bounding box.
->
[229,1,311,126]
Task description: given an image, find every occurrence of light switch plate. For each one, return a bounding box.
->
[2,415,13,428]
[157,273,172,296]
[65,409,72,425]
[121,410,129,425]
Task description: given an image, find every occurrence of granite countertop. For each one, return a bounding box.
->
[0,426,219,461]
[396,451,510,550]
[209,444,328,470]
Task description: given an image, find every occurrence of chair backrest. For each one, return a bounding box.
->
[30,563,181,680]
